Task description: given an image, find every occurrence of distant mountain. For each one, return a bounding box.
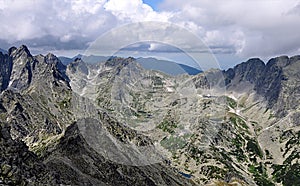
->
[136,57,202,75]
[59,55,202,76]
[58,56,73,65]
[58,55,110,65]
[178,63,202,75]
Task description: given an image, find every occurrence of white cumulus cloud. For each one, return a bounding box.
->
[160,0,300,58]
[0,0,299,64]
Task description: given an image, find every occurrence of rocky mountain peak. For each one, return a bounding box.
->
[67,58,88,75]
[105,56,135,67]
[19,45,30,52]
[266,55,289,68]
[8,46,17,56]
[224,55,300,114]
[44,53,67,74]
[224,58,265,88]
[74,57,81,62]
[289,55,300,64]
[234,58,265,79]
[45,53,58,62]
[6,45,36,91]
[246,57,265,66]
[0,45,71,93]
[0,51,8,58]
[9,45,32,59]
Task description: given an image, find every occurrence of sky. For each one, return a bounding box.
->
[0,0,300,69]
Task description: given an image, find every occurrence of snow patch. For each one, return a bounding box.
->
[166,87,174,92]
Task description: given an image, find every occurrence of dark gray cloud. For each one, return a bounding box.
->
[119,42,182,53]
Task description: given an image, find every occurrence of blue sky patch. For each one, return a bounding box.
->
[142,0,163,11]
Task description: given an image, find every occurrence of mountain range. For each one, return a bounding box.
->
[58,55,202,76]
[0,45,299,186]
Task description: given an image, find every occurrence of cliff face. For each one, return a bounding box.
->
[0,53,12,91]
[0,45,300,185]
[0,45,72,146]
[224,56,300,116]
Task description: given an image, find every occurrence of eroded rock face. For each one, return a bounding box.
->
[225,58,265,85]
[224,56,300,117]
[0,52,12,91]
[0,46,73,148]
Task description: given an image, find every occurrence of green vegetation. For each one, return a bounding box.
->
[32,144,47,156]
[201,165,227,180]
[187,145,208,164]
[157,110,178,134]
[246,139,263,159]
[281,164,300,186]
[284,131,300,153]
[231,135,244,148]
[229,114,249,131]
[268,113,274,120]
[0,113,6,121]
[272,163,300,186]
[249,163,275,186]
[230,135,247,162]
[231,148,247,162]
[226,96,237,109]
[58,98,71,109]
[160,135,188,152]
[284,150,300,165]
[157,119,177,133]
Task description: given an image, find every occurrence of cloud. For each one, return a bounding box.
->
[0,0,172,52]
[0,0,116,50]
[159,0,300,58]
[148,43,160,51]
[0,0,299,62]
[118,42,181,53]
[104,0,170,22]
